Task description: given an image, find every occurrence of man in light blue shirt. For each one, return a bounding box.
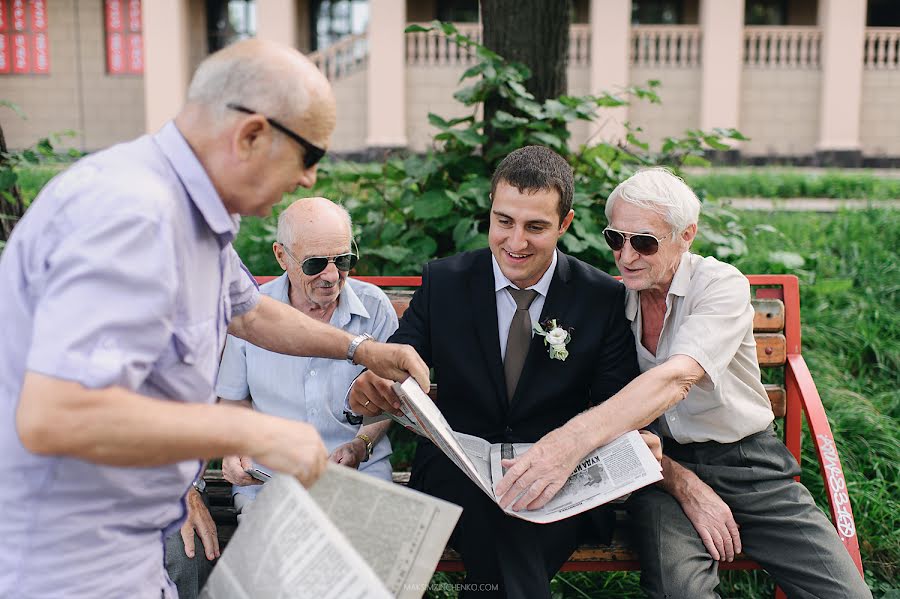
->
[0,39,427,599]
[165,199,397,596]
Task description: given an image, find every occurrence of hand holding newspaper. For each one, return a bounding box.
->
[200,463,461,599]
[390,377,663,524]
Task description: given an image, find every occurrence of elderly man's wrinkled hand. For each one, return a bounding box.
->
[494,427,582,512]
[222,455,263,487]
[329,440,364,469]
[354,341,430,391]
[639,429,663,463]
[348,370,402,416]
[679,476,742,562]
[181,488,219,561]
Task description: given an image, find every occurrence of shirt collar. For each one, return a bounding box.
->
[153,121,238,245]
[492,249,558,296]
[624,251,693,322]
[269,273,370,327]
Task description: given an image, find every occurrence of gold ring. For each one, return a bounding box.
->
[363,400,371,407]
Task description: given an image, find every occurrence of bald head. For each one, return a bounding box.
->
[184,39,336,146]
[277,198,352,250]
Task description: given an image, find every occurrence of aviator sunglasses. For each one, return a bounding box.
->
[602,227,671,256]
[280,243,359,276]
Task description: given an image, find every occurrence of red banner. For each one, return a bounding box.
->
[0,0,8,32]
[107,31,125,74]
[31,0,46,31]
[32,30,48,73]
[106,0,123,32]
[11,31,27,72]
[127,32,142,73]
[0,33,9,73]
[127,0,141,32]
[11,0,25,31]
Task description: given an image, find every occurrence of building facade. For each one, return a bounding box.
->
[1,0,899,165]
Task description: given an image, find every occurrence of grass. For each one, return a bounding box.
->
[686,171,900,201]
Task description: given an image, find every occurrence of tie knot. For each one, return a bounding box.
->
[507,287,539,310]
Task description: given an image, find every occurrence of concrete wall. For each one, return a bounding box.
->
[860,70,900,156]
[2,0,143,152]
[328,68,368,152]
[628,67,702,150]
[406,64,472,152]
[740,69,821,156]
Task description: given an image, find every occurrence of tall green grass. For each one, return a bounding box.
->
[686,171,900,200]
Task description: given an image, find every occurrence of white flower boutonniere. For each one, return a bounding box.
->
[533,318,574,361]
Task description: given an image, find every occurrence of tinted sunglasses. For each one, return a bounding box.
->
[602,227,671,256]
[280,243,359,276]
[226,103,326,170]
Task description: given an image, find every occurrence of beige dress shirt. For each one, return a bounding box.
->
[625,252,774,444]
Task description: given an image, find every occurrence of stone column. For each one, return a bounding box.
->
[256,0,299,49]
[817,0,867,166]
[366,0,407,148]
[589,0,631,143]
[699,0,744,156]
[142,0,191,133]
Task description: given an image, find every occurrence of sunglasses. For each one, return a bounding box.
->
[602,227,671,256]
[226,103,326,170]
[280,243,359,276]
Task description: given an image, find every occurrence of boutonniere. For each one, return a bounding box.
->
[533,318,574,361]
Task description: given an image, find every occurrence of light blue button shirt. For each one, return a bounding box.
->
[216,273,398,499]
[0,122,259,598]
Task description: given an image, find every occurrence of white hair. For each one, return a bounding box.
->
[186,49,309,124]
[275,201,353,248]
[605,167,701,233]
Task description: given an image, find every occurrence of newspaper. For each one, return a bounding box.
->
[200,463,462,599]
[390,377,663,524]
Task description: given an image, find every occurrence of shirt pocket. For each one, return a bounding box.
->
[152,319,217,400]
[680,383,723,416]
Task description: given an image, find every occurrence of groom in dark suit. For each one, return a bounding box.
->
[350,146,657,598]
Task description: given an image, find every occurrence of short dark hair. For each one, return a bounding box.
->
[490,146,574,224]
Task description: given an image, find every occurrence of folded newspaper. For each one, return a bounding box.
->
[388,377,663,524]
[200,463,462,599]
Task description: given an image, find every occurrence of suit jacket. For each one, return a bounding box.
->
[390,248,640,474]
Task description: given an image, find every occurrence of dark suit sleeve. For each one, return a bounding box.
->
[590,283,640,405]
[387,261,432,366]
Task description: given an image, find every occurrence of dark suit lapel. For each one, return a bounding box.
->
[468,251,507,409]
[510,251,574,410]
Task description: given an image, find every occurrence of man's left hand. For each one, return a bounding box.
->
[329,439,365,469]
[181,488,219,561]
[640,429,663,463]
[494,427,582,512]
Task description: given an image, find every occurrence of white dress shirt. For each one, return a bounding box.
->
[492,250,558,361]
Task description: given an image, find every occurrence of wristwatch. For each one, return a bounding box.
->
[355,433,374,462]
[346,332,374,364]
[191,478,206,494]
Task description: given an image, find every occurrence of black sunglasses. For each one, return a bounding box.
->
[226,103,326,170]
[280,243,359,276]
[602,227,671,256]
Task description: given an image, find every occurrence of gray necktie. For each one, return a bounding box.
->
[504,287,539,402]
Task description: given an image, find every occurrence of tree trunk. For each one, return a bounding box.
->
[481,0,570,149]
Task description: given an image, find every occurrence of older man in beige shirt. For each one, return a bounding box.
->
[494,168,871,598]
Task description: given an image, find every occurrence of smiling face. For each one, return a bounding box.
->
[608,201,695,294]
[488,180,574,289]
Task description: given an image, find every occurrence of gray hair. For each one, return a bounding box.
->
[275,201,353,248]
[186,50,308,125]
[605,167,701,233]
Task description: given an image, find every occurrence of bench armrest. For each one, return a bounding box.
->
[786,353,864,576]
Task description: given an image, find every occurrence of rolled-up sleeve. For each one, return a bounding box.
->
[225,246,260,318]
[26,212,177,390]
[668,270,754,391]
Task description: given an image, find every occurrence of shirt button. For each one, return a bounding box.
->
[309,370,316,377]
[505,427,512,434]
[309,409,317,416]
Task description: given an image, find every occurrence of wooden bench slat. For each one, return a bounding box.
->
[756,333,787,366]
[752,298,786,332]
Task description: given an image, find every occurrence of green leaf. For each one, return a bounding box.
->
[366,245,412,263]
[428,113,451,130]
[404,24,431,33]
[413,190,454,219]
[459,233,488,251]
[681,154,711,167]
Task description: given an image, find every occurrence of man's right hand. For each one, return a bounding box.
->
[251,419,328,488]
[222,455,264,487]
[348,370,403,416]
[353,342,429,393]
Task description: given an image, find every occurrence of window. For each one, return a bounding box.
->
[105,0,143,75]
[868,0,900,27]
[207,0,256,53]
[745,0,788,26]
[632,0,684,25]
[311,0,368,52]
[435,0,479,23]
[0,0,50,75]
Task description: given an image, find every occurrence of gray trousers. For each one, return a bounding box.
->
[626,427,871,599]
[164,531,215,599]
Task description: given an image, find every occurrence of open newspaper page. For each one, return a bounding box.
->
[392,379,495,497]
[201,464,461,599]
[488,430,664,524]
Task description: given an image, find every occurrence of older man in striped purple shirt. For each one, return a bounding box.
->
[0,39,427,598]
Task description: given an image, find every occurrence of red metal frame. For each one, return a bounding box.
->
[254,273,864,581]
